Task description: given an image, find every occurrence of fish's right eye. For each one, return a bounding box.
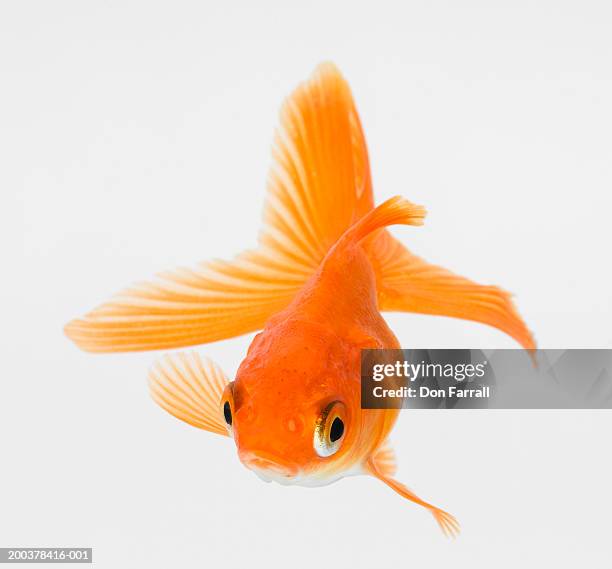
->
[223,401,232,426]
[220,383,235,434]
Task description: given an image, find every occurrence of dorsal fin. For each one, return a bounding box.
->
[335,195,425,248]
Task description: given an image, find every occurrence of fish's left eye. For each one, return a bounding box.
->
[314,401,347,458]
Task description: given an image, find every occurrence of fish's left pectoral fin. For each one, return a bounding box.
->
[371,440,398,477]
[366,456,460,538]
[148,351,230,436]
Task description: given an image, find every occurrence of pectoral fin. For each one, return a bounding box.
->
[148,352,229,436]
[370,440,397,477]
[367,452,460,538]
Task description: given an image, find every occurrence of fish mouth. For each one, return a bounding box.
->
[239,450,299,481]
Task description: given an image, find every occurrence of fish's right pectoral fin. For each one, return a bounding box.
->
[372,233,536,351]
[148,351,230,436]
[366,456,460,538]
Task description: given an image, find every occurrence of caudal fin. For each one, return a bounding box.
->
[331,194,534,350]
[370,231,535,350]
[65,63,376,352]
[65,62,534,354]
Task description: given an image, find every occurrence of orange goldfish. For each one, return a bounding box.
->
[65,63,534,537]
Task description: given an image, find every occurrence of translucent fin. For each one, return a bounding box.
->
[264,61,375,263]
[148,352,229,436]
[65,62,375,352]
[370,440,397,477]
[65,252,305,352]
[367,456,460,538]
[371,232,536,350]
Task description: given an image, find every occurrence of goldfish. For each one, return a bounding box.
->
[65,63,534,537]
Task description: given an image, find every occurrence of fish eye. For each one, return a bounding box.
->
[223,401,232,426]
[329,416,344,441]
[314,401,347,457]
[220,383,235,434]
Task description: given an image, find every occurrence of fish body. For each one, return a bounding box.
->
[66,63,535,537]
[233,206,405,486]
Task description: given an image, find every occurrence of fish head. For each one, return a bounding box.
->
[222,319,366,486]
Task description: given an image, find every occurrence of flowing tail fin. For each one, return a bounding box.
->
[370,231,535,350]
[328,196,534,351]
[65,63,375,352]
[65,62,534,354]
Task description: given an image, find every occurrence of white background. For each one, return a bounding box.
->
[2,1,612,567]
